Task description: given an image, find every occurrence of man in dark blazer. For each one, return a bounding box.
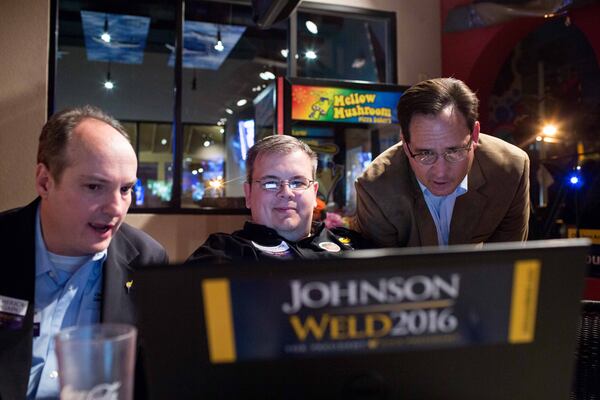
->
[355,78,530,247]
[0,106,167,399]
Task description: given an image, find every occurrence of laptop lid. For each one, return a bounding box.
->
[131,239,589,399]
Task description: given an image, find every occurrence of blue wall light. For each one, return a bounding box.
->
[568,172,583,189]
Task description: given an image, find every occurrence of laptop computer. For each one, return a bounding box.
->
[131,238,589,399]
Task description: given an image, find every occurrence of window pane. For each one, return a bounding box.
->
[182,124,229,208]
[182,1,287,210]
[292,126,374,216]
[55,0,176,208]
[297,10,393,83]
[136,122,174,207]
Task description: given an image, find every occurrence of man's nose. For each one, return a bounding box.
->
[276,182,295,198]
[102,190,127,216]
[428,156,450,174]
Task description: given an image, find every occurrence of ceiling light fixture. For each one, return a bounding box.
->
[305,50,317,60]
[281,49,289,58]
[225,108,233,115]
[236,98,247,107]
[351,58,366,69]
[305,20,318,34]
[104,77,114,90]
[259,71,276,80]
[214,29,224,52]
[103,63,114,90]
[542,123,558,136]
[191,69,197,90]
[101,15,111,43]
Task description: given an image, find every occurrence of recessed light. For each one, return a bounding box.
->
[237,99,247,107]
[214,30,224,52]
[259,71,276,80]
[305,20,318,34]
[352,58,366,69]
[305,50,317,60]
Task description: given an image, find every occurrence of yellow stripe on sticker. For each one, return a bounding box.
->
[508,260,541,344]
[202,279,237,363]
[567,228,600,245]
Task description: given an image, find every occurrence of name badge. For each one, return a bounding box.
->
[0,294,29,330]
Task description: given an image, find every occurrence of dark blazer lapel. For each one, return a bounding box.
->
[410,174,439,246]
[449,157,488,245]
[0,199,38,399]
[101,230,139,323]
[2,199,37,301]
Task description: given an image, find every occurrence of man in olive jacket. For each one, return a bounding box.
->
[355,78,530,247]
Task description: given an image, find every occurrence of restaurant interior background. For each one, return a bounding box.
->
[2,0,600,260]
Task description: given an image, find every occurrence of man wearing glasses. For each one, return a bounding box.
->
[188,135,367,263]
[355,77,530,247]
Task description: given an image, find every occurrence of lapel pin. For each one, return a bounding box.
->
[125,280,133,294]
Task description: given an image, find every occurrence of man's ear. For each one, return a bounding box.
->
[472,121,480,150]
[35,163,53,198]
[243,182,252,209]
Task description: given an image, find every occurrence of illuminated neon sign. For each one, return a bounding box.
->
[291,85,402,124]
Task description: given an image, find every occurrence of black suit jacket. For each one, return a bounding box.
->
[0,198,168,400]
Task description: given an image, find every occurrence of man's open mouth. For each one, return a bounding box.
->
[89,223,112,233]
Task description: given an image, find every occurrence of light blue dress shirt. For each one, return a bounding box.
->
[418,176,468,246]
[27,207,106,400]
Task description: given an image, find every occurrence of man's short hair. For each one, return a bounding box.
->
[398,77,479,143]
[246,135,318,182]
[38,105,130,182]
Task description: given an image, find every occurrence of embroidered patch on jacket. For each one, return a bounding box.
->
[338,236,351,245]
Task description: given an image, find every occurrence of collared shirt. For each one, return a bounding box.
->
[418,176,468,246]
[27,207,106,400]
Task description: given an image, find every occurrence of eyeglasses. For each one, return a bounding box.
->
[405,138,473,165]
[252,177,314,192]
